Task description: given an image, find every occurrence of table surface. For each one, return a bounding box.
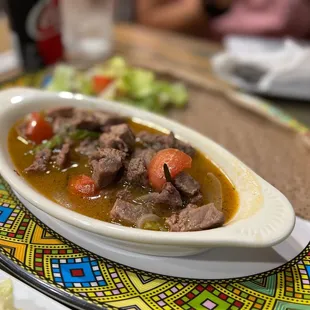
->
[0,15,310,310]
[0,15,309,127]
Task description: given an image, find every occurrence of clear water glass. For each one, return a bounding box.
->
[61,0,114,66]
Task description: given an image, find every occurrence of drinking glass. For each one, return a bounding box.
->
[61,0,114,66]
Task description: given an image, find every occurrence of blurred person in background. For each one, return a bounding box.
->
[121,0,310,41]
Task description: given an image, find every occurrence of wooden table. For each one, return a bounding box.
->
[115,24,310,127]
[0,15,309,126]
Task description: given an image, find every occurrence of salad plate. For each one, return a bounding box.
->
[44,56,189,113]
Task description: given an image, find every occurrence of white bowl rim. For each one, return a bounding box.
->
[0,88,295,248]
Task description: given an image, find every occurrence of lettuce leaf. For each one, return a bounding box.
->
[46,57,188,112]
[46,64,76,92]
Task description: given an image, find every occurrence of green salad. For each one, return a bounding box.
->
[46,57,188,113]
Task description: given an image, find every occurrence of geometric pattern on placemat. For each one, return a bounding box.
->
[51,257,106,288]
[274,301,310,310]
[1,173,310,310]
[136,272,156,284]
[241,275,276,296]
[299,254,310,292]
[0,186,23,233]
[126,271,167,294]
[173,284,246,310]
[31,226,63,245]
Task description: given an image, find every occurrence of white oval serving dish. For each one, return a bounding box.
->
[0,88,295,256]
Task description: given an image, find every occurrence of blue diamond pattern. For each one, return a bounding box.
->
[0,206,13,223]
[51,257,106,288]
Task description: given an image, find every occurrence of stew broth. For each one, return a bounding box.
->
[8,117,238,227]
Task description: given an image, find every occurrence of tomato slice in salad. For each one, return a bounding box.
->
[92,75,113,94]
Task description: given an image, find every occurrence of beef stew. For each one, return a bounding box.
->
[8,107,238,232]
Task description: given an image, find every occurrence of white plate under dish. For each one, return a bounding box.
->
[0,269,69,310]
[17,191,309,279]
[0,88,295,256]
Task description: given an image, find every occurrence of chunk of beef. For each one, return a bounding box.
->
[110,199,152,225]
[50,109,125,134]
[136,131,156,146]
[73,110,101,131]
[74,110,125,132]
[52,116,72,134]
[95,112,125,130]
[125,158,148,186]
[100,124,135,153]
[137,131,174,151]
[139,182,182,208]
[174,172,203,205]
[110,124,135,149]
[54,143,70,169]
[46,107,74,119]
[99,133,128,152]
[188,192,204,205]
[132,148,156,167]
[90,148,126,188]
[154,131,175,150]
[174,172,200,197]
[90,147,126,161]
[165,203,224,232]
[137,131,195,157]
[76,138,99,157]
[174,139,196,158]
[25,149,52,173]
[52,111,88,134]
[116,188,133,201]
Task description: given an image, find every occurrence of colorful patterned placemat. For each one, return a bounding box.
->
[1,71,310,309]
[1,176,310,310]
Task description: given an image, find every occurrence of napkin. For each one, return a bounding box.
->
[211,36,310,100]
